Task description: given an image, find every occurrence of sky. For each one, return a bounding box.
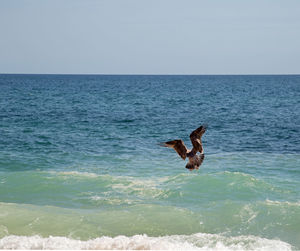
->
[0,0,300,74]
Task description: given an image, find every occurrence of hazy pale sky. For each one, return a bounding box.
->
[0,0,299,74]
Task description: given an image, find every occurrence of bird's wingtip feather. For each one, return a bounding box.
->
[158,142,167,147]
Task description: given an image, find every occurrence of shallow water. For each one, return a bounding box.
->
[0,74,300,250]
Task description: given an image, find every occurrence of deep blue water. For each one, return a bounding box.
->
[0,74,299,250]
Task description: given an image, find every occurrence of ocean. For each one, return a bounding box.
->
[0,74,299,250]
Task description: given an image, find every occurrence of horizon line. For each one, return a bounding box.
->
[1,73,300,76]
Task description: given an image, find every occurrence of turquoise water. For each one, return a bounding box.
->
[0,74,299,250]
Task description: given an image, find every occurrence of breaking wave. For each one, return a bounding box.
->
[0,233,292,250]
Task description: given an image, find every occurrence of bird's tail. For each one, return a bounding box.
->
[197,154,205,167]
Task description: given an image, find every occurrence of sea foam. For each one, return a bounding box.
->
[0,233,292,250]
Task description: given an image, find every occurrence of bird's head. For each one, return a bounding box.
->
[185,163,195,170]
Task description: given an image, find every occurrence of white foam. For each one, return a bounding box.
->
[265,199,300,207]
[89,195,136,205]
[54,171,99,178]
[0,233,292,250]
[111,178,166,198]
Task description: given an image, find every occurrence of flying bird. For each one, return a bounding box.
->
[160,125,207,170]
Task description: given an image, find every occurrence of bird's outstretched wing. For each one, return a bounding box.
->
[190,125,207,154]
[160,140,188,160]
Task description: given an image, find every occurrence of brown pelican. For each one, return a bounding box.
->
[160,125,207,170]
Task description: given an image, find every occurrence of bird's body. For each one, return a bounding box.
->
[186,152,205,170]
[160,125,207,170]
